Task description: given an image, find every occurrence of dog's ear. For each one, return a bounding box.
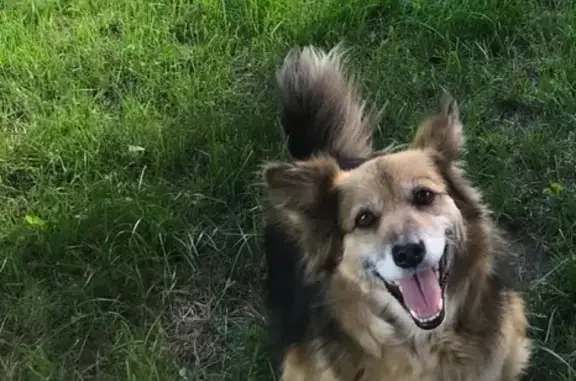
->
[263,158,340,215]
[413,93,464,164]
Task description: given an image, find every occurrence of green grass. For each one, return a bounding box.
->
[0,0,575,380]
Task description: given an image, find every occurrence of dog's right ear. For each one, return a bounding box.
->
[263,158,340,214]
[413,92,464,164]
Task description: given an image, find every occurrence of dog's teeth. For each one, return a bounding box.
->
[422,311,441,322]
[409,307,442,323]
[437,298,443,310]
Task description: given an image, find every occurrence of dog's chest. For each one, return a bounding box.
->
[358,335,493,381]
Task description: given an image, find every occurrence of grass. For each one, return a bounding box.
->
[0,0,575,380]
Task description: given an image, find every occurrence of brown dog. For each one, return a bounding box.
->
[261,45,530,381]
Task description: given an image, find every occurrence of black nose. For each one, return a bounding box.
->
[392,241,425,268]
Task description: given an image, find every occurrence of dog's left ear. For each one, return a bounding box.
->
[262,158,340,215]
[413,93,464,164]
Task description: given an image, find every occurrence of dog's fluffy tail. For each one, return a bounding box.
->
[276,45,377,161]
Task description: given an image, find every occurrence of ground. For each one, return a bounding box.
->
[0,0,575,380]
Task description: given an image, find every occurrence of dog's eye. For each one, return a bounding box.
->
[412,188,436,206]
[355,210,378,229]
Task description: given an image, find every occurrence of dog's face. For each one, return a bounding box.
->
[265,96,468,331]
[335,149,463,330]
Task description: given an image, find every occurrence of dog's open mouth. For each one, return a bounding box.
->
[374,250,450,330]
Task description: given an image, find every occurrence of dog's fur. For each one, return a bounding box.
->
[261,45,531,381]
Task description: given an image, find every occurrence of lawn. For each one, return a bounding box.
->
[0,0,575,380]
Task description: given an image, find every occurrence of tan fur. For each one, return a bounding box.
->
[279,261,530,381]
[264,46,530,381]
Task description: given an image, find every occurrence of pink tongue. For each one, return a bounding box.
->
[396,269,442,319]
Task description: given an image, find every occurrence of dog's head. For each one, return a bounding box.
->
[264,96,481,331]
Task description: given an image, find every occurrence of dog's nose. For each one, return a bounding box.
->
[392,241,425,268]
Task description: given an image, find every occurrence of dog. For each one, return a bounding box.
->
[261,45,531,381]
